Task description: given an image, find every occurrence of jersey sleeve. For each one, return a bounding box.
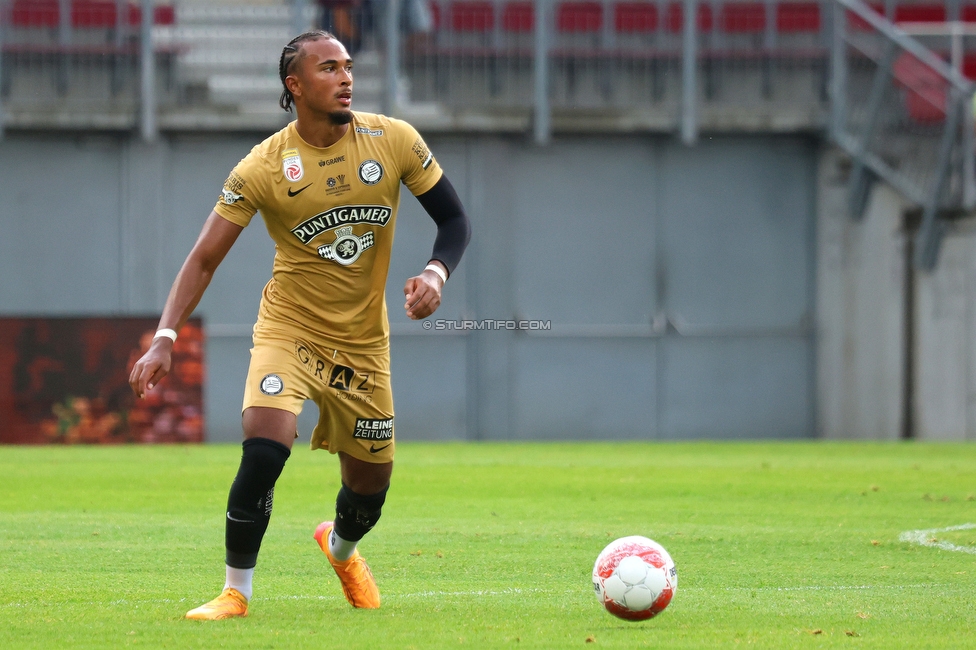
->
[394,119,443,196]
[212,147,267,227]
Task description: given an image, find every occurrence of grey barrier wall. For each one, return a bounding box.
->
[0,131,817,442]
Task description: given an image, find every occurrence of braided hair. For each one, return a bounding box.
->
[278,30,337,112]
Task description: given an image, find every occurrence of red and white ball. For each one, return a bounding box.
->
[592,536,677,621]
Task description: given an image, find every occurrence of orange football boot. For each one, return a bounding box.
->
[313,521,381,609]
[184,587,248,620]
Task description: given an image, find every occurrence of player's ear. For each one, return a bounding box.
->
[285,74,302,100]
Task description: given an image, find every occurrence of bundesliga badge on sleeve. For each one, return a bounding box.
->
[282,148,305,182]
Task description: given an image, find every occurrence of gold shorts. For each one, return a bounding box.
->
[242,331,394,463]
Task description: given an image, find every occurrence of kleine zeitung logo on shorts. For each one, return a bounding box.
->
[352,418,393,440]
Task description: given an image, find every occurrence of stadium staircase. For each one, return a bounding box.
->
[828,0,976,268]
[153,0,387,117]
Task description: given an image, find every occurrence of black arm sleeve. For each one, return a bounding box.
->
[414,174,472,278]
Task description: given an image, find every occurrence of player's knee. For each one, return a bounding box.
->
[240,437,291,485]
[228,437,291,521]
[334,483,388,542]
[225,438,292,568]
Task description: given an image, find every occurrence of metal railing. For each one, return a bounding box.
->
[829,0,976,268]
[0,0,971,237]
[0,0,842,139]
[394,0,834,141]
[0,0,175,134]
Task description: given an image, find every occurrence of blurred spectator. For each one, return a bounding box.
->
[319,0,372,54]
[402,0,433,51]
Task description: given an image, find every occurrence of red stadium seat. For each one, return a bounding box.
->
[893,3,946,23]
[429,1,442,29]
[503,1,533,32]
[557,1,603,33]
[963,4,976,22]
[721,2,765,33]
[893,51,946,123]
[963,52,976,79]
[665,1,713,32]
[449,1,494,32]
[72,0,117,28]
[848,2,884,31]
[125,3,175,26]
[776,2,820,32]
[615,2,658,33]
[11,0,59,28]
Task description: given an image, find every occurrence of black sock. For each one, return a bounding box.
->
[224,438,291,569]
[333,483,389,542]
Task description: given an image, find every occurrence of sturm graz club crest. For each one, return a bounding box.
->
[358,159,383,185]
[318,226,375,265]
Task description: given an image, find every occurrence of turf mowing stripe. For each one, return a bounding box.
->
[898,523,976,555]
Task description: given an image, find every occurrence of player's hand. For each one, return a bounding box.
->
[404,268,444,320]
[129,339,174,398]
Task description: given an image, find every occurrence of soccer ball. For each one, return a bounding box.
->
[592,536,677,621]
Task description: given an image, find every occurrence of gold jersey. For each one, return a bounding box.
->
[214,113,443,353]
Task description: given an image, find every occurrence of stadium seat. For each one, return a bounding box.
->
[720,2,766,33]
[502,1,533,32]
[615,2,658,33]
[449,1,495,32]
[776,2,820,33]
[429,1,442,29]
[11,0,59,28]
[848,2,885,31]
[556,1,603,33]
[893,51,946,123]
[664,1,713,32]
[125,3,176,26]
[963,4,976,22]
[893,3,946,23]
[71,0,117,28]
[963,52,976,79]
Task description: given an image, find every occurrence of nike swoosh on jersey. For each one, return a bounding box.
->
[287,183,312,197]
[226,512,255,523]
[369,443,391,454]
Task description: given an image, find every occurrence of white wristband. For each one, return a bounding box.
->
[425,263,448,284]
[154,328,178,342]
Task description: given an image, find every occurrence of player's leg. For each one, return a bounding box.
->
[314,452,393,609]
[329,452,392,560]
[186,407,295,620]
[313,454,391,609]
[310,347,394,608]
[187,332,309,621]
[225,408,296,590]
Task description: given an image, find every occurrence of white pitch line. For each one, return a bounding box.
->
[717,584,950,593]
[899,523,976,555]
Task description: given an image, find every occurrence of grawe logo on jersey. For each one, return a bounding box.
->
[282,148,304,182]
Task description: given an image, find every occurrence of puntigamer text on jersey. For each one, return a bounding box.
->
[291,205,393,244]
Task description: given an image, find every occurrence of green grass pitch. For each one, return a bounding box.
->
[1,441,975,649]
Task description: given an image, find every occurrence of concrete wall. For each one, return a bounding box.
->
[0,131,817,442]
[815,146,976,442]
[816,150,908,440]
[915,221,976,441]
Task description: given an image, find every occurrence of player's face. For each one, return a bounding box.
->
[294,38,354,124]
